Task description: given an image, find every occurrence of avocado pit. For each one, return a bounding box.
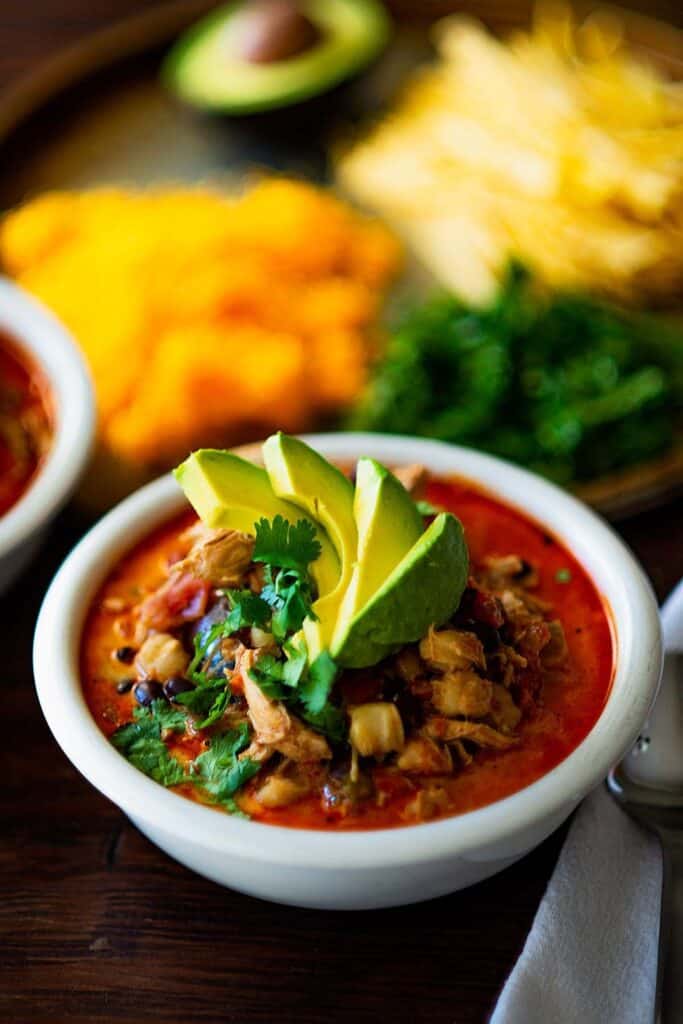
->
[235,0,322,64]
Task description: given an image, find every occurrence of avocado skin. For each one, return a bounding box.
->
[332,512,469,668]
[163,0,391,116]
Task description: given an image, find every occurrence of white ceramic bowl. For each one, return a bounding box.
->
[0,278,94,593]
[33,434,662,909]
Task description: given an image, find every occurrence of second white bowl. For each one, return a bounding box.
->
[0,278,94,594]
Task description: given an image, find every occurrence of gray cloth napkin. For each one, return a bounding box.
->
[490,785,662,1024]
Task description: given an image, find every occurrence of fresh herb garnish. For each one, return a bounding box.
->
[223,588,271,632]
[253,515,321,573]
[261,565,317,641]
[300,703,346,744]
[112,706,257,813]
[192,724,261,806]
[247,644,342,740]
[111,702,187,787]
[251,516,322,642]
[246,639,308,699]
[175,681,230,728]
[555,568,572,583]
[350,262,683,484]
[299,650,338,715]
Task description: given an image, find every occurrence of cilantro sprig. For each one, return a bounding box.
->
[192,723,260,808]
[111,701,187,787]
[252,515,321,573]
[252,516,322,642]
[111,706,259,813]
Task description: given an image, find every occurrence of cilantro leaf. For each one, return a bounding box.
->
[261,565,317,642]
[247,655,288,700]
[253,515,321,573]
[196,689,230,729]
[192,724,261,805]
[299,651,338,715]
[111,706,186,787]
[246,637,307,700]
[223,589,271,632]
[147,699,187,734]
[175,681,230,728]
[301,703,346,744]
[281,638,308,688]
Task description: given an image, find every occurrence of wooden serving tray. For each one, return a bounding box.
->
[0,0,680,519]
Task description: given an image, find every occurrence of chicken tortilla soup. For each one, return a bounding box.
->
[0,330,52,516]
[82,436,613,830]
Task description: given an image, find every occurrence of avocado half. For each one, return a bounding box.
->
[163,0,391,115]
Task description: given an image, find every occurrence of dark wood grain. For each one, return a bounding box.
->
[1,2,682,1023]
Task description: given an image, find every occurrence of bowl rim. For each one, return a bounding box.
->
[33,433,663,869]
[0,277,95,557]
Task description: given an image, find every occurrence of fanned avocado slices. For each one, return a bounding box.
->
[163,0,391,115]
[175,434,469,671]
[332,512,469,668]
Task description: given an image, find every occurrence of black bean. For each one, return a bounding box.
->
[114,646,136,664]
[469,621,502,652]
[116,678,134,694]
[163,676,195,702]
[133,680,163,706]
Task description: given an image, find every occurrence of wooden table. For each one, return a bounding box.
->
[1,3,682,1022]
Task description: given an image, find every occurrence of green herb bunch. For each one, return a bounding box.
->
[350,263,683,484]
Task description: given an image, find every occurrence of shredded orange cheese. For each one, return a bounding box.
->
[0,180,401,465]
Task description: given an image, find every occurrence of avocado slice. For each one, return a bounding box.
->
[174,448,340,597]
[331,512,469,668]
[262,432,356,655]
[163,0,391,115]
[331,457,422,653]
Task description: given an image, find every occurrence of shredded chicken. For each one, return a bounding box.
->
[404,784,449,821]
[173,528,254,588]
[255,774,310,809]
[419,626,485,672]
[396,736,453,775]
[240,651,331,762]
[426,717,518,750]
[432,671,493,718]
[489,683,522,733]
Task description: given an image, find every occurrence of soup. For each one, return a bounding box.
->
[81,469,613,830]
[0,331,52,516]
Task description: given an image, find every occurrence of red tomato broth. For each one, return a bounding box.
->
[81,477,614,830]
[0,330,53,516]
